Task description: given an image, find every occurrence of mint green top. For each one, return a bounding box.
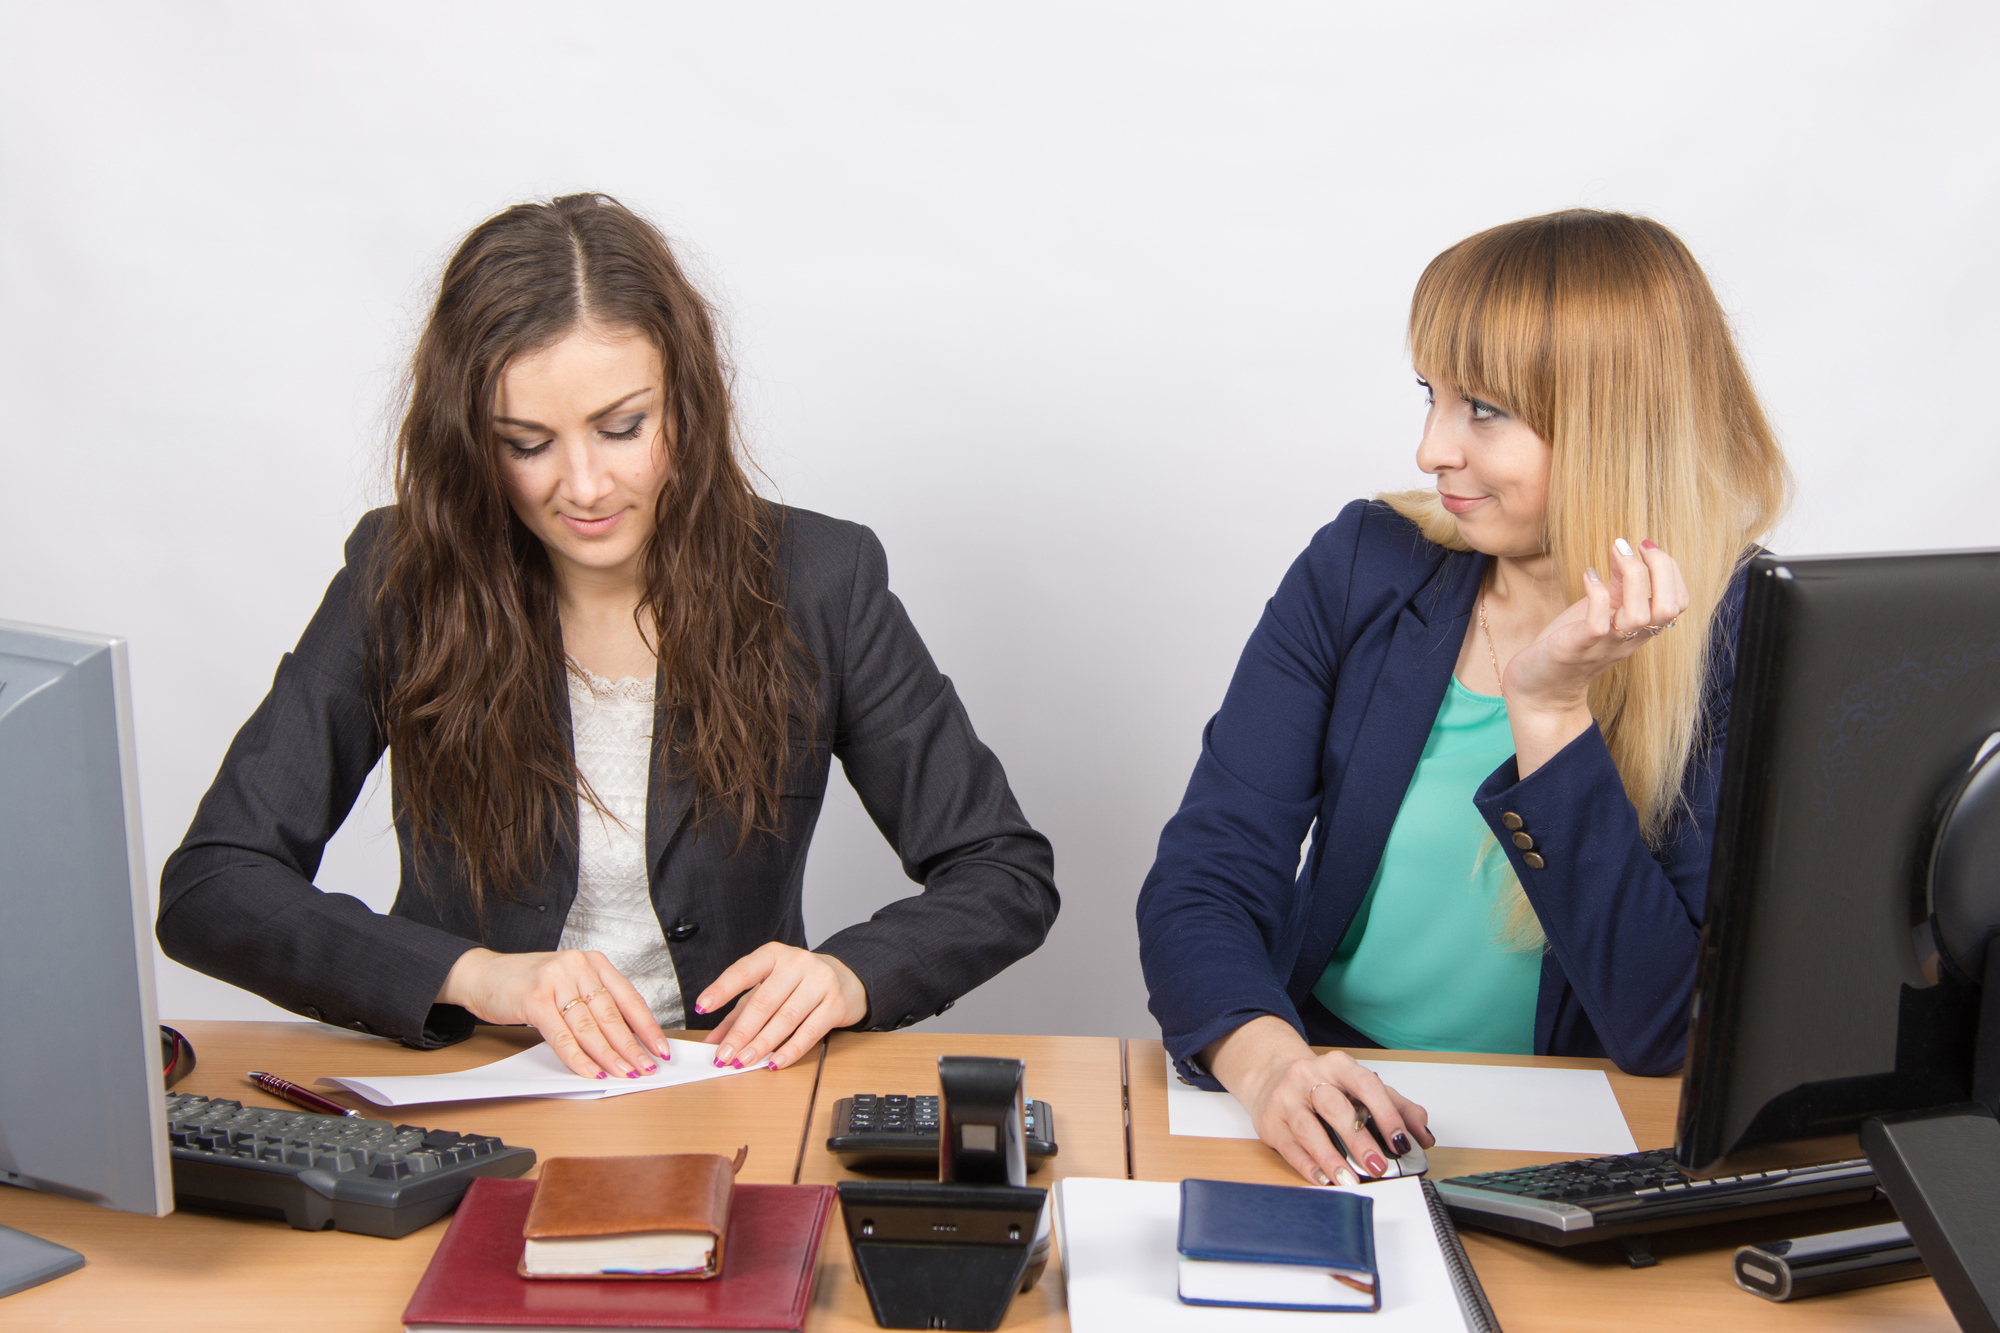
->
[1311,677,1541,1053]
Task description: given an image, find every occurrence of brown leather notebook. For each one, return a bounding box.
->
[520,1149,746,1281]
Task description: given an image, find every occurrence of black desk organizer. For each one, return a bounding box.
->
[836,1056,1050,1331]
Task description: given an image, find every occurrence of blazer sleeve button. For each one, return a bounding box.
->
[1501,812,1524,831]
[667,919,699,942]
[349,1019,374,1035]
[302,1005,324,1023]
[1511,831,1535,850]
[1523,852,1547,870]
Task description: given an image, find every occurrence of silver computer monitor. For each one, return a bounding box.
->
[0,621,172,1217]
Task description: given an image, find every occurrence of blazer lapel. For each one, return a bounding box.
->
[1285,551,1487,996]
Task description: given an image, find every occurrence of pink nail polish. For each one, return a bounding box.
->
[693,1003,707,1014]
[766,1059,778,1070]
[644,1064,658,1074]
[1641,539,1659,551]
[594,1071,607,1080]
[626,1070,641,1079]
[1365,1153,1389,1177]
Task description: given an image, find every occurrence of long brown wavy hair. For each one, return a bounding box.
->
[370,193,811,910]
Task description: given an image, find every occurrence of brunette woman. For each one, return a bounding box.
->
[159,194,1057,1079]
[1136,210,1789,1185]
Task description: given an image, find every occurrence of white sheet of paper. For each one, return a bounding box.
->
[318,1038,758,1107]
[1164,1050,1639,1154]
[1056,1175,1468,1332]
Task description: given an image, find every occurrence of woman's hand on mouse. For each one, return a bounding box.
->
[436,947,670,1080]
[1204,1015,1435,1186]
[1502,537,1692,776]
[693,942,869,1072]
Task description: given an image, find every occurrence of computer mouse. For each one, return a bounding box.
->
[160,1024,197,1088]
[1318,1108,1428,1180]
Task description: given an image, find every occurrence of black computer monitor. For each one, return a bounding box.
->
[1675,547,2000,1173]
[0,622,173,1220]
[1670,549,2000,1327]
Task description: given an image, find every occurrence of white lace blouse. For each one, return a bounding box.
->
[556,661,686,1028]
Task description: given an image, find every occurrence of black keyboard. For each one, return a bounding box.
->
[826,1094,1058,1172]
[166,1092,535,1238]
[1436,1149,1878,1246]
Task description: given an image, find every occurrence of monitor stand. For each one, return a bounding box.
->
[1861,947,2000,1332]
[0,1224,85,1299]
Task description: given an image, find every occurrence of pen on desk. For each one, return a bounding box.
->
[247,1070,361,1118]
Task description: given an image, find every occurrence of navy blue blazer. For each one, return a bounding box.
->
[1137,500,1743,1085]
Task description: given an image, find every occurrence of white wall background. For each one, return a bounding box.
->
[3,2,1995,1039]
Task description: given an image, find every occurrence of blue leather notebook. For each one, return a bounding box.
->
[1176,1178,1380,1312]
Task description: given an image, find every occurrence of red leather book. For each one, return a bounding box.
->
[403,1178,835,1331]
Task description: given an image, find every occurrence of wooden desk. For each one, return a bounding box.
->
[5,1025,1960,1330]
[798,1032,1127,1333]
[0,1021,823,1331]
[1127,1039,1953,1332]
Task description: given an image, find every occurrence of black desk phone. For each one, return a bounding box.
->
[834,1056,1053,1330]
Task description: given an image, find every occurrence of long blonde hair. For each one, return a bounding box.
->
[1382,210,1790,947]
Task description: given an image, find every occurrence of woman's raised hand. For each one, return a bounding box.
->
[694,942,869,1072]
[1205,1015,1434,1186]
[1500,538,1692,772]
[436,947,671,1079]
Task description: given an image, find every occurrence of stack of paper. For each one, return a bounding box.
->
[1164,1051,1639,1154]
[1057,1176,1467,1331]
[316,1039,758,1107]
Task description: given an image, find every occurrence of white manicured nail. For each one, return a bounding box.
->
[1614,537,1634,558]
[1335,1167,1359,1187]
[1585,567,1601,584]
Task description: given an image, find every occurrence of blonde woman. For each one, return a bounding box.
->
[1136,210,1789,1186]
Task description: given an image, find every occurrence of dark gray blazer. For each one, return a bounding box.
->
[157,505,1058,1048]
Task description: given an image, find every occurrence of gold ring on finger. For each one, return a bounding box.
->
[559,989,605,1016]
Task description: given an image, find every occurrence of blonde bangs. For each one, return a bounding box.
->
[1408,235,1559,445]
[1385,210,1791,951]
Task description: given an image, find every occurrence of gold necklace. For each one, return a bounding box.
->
[1478,594,1502,688]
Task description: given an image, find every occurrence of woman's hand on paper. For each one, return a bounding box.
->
[1205,1015,1435,1187]
[436,947,671,1080]
[1502,537,1693,776]
[693,943,868,1072]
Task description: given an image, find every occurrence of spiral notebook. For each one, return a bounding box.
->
[1053,1175,1499,1332]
